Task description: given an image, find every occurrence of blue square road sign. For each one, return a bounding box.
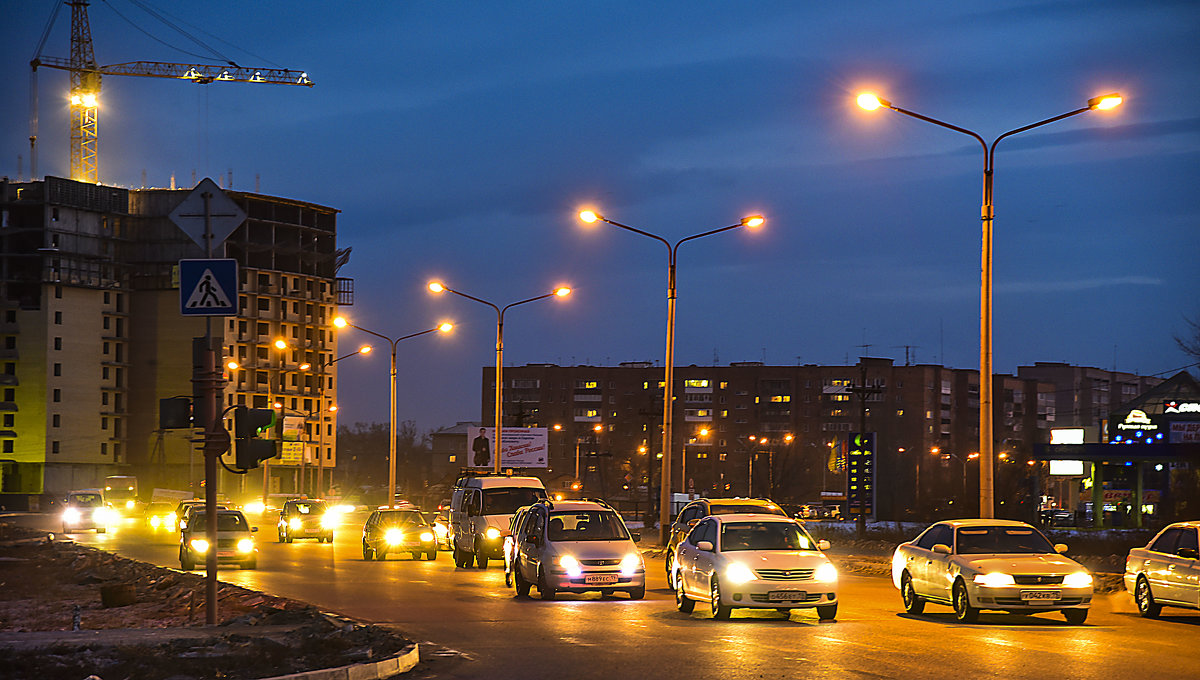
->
[180,259,238,316]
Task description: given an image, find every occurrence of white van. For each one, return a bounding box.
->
[450,473,546,569]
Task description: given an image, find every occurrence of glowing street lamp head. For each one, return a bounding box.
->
[438,322,454,333]
[428,281,445,293]
[856,93,890,111]
[333,317,347,328]
[554,287,571,297]
[359,345,372,354]
[594,424,603,432]
[1088,93,1123,110]
[741,215,765,229]
[274,339,288,350]
[226,361,239,371]
[578,210,600,224]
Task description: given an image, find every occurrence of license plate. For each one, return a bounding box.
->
[216,551,234,558]
[585,574,620,585]
[768,590,807,602]
[1020,590,1061,601]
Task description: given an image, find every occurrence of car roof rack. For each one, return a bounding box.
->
[577,497,614,510]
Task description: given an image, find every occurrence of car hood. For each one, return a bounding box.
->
[549,540,639,561]
[956,553,1084,573]
[721,550,830,568]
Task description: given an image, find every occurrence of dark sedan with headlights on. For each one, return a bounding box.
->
[362,507,438,561]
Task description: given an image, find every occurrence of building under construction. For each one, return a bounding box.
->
[0,175,351,508]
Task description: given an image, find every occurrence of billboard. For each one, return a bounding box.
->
[466,427,549,468]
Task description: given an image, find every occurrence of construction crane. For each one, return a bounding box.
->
[29,0,313,184]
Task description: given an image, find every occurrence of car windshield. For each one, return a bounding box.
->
[378,510,425,526]
[955,526,1056,554]
[290,502,327,515]
[548,511,629,542]
[69,494,103,507]
[481,488,546,515]
[190,513,248,532]
[720,521,815,552]
[707,503,786,516]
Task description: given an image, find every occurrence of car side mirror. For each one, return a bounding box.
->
[630,531,641,542]
[696,540,714,552]
[687,519,700,528]
[1178,547,1198,560]
[1054,543,1069,554]
[251,526,258,533]
[817,539,831,551]
[932,544,951,555]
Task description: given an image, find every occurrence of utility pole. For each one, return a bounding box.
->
[848,354,883,538]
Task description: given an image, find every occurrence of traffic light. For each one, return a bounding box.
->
[159,397,191,429]
[233,406,278,470]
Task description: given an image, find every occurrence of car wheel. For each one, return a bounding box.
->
[627,585,645,600]
[1135,576,1162,618]
[539,569,557,601]
[505,565,514,587]
[278,530,285,543]
[1062,608,1088,625]
[664,550,675,588]
[952,580,979,623]
[475,544,489,569]
[514,561,532,598]
[901,573,925,615]
[285,533,293,544]
[362,543,374,561]
[710,577,732,620]
[378,549,388,561]
[180,551,194,571]
[426,550,437,561]
[817,603,838,621]
[676,574,695,613]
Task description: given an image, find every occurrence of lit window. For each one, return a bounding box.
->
[770,395,791,403]
[684,379,710,388]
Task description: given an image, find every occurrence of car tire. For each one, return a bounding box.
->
[180,551,194,571]
[627,585,645,600]
[710,577,732,620]
[285,533,293,544]
[676,574,695,612]
[817,603,838,620]
[539,569,557,601]
[901,573,925,615]
[378,549,388,561]
[362,543,374,561]
[514,561,532,598]
[426,550,437,561]
[412,551,421,560]
[1135,576,1162,618]
[952,580,979,624]
[278,530,285,543]
[505,566,513,587]
[475,546,489,570]
[664,550,675,588]
[1062,608,1088,625]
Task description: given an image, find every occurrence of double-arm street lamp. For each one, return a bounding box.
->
[856,91,1122,518]
[578,209,764,544]
[333,317,454,505]
[428,281,571,473]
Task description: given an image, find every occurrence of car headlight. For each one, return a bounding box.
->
[93,507,112,523]
[974,572,1016,588]
[814,561,839,583]
[620,553,643,576]
[320,514,337,529]
[485,527,501,541]
[385,528,403,545]
[726,562,757,585]
[245,501,266,515]
[167,513,177,528]
[559,555,582,578]
[1063,571,1093,588]
[190,538,210,553]
[237,538,255,554]
[63,508,81,523]
[125,500,135,510]
[150,516,162,528]
[419,531,435,543]
[289,517,302,530]
[433,522,448,538]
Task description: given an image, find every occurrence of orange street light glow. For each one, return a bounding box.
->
[555,287,571,297]
[857,93,890,111]
[438,322,454,332]
[741,215,765,228]
[578,210,599,223]
[428,281,445,293]
[333,317,347,328]
[226,361,239,371]
[1088,93,1123,110]
[274,339,288,350]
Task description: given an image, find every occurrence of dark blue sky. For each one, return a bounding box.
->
[3,1,1198,432]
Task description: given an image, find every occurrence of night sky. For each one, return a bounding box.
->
[2,1,1197,433]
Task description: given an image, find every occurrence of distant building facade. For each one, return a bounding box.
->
[0,176,350,508]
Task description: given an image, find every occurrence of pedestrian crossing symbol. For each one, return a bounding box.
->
[179,259,238,316]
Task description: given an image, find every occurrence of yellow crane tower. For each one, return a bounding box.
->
[29,0,313,184]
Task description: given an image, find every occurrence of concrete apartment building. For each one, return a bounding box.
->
[0,176,349,508]
[485,358,1063,520]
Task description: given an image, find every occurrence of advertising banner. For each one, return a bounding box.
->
[1171,421,1200,444]
[466,427,549,468]
[279,441,304,466]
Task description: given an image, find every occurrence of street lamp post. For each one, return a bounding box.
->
[857,91,1122,518]
[333,318,453,506]
[578,209,764,544]
[312,344,371,496]
[428,281,570,473]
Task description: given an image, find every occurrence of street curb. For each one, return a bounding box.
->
[259,642,419,680]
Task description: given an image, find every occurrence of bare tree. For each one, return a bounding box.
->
[1176,314,1200,361]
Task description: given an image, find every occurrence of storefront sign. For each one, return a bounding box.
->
[1117,409,1158,432]
[1164,400,1200,414]
[1171,421,1200,444]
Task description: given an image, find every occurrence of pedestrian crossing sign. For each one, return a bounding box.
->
[179,259,238,316]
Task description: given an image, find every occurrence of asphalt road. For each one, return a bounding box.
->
[20,511,1200,680]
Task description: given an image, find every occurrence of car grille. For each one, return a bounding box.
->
[755,568,815,581]
[1013,575,1064,585]
[581,559,621,566]
[750,592,822,603]
[217,539,237,549]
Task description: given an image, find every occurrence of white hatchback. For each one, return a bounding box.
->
[892,519,1093,624]
[672,513,838,620]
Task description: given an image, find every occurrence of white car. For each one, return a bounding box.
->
[1124,521,1200,617]
[672,513,838,620]
[892,519,1093,624]
[179,509,258,570]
